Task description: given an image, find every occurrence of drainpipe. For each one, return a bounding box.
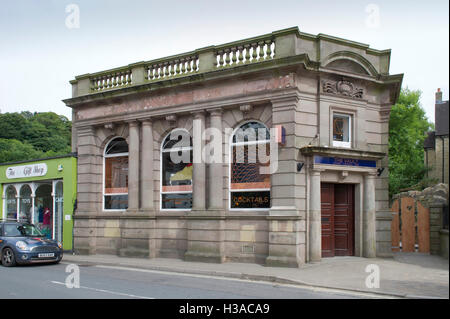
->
[440,136,445,183]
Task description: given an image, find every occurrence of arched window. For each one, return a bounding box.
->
[19,184,32,223]
[104,137,129,210]
[230,121,271,210]
[5,185,17,220]
[161,129,192,210]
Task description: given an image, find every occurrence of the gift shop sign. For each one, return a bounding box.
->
[6,163,48,179]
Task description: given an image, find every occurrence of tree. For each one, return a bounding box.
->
[0,138,45,163]
[0,111,72,163]
[388,88,434,198]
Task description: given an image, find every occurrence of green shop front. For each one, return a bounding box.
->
[0,155,77,251]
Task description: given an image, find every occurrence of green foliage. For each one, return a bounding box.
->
[0,111,72,163]
[388,88,434,198]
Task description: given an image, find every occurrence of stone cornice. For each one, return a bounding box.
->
[63,54,317,108]
[72,87,300,129]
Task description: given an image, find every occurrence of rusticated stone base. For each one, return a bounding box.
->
[184,251,225,263]
[265,256,302,268]
[119,248,150,258]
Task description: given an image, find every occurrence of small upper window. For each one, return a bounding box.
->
[333,114,351,148]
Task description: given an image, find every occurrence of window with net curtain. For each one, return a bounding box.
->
[161,129,193,210]
[230,121,271,210]
[104,137,129,210]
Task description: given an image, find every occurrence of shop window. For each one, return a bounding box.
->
[104,137,129,210]
[54,181,63,242]
[19,185,32,223]
[230,121,271,210]
[333,113,351,148]
[161,129,192,210]
[35,183,53,238]
[5,185,17,220]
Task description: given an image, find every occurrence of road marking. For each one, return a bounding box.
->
[93,264,395,299]
[50,280,154,299]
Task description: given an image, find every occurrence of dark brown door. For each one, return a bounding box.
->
[321,183,354,257]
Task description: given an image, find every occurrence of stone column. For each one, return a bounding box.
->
[363,172,377,258]
[140,119,154,210]
[192,111,206,211]
[186,111,226,263]
[266,94,306,268]
[207,109,223,209]
[140,118,156,258]
[127,120,140,211]
[74,125,100,255]
[309,168,322,262]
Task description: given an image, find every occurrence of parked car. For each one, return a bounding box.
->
[0,221,63,267]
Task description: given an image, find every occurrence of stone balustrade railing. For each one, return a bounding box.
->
[68,26,392,98]
[145,53,199,81]
[70,28,297,97]
[214,35,275,68]
[91,67,133,92]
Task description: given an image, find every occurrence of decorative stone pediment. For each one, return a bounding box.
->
[322,80,364,99]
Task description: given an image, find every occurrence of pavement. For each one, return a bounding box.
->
[62,252,449,299]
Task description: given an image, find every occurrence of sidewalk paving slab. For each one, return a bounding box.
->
[61,252,449,299]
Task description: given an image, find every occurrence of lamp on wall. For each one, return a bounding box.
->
[377,167,385,176]
[297,162,305,172]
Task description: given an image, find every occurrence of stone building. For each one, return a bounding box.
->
[63,27,403,267]
[424,89,449,185]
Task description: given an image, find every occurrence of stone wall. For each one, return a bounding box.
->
[435,137,449,185]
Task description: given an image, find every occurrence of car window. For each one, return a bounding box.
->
[4,224,23,237]
[3,224,43,237]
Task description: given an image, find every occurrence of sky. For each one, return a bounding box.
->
[0,0,448,122]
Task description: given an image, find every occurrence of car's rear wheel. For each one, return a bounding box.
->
[2,248,17,267]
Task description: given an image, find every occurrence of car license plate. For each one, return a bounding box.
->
[38,253,55,258]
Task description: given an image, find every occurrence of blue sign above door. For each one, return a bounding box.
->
[314,156,376,168]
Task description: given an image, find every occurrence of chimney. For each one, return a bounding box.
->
[436,88,443,104]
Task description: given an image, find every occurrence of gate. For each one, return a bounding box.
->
[391,196,430,253]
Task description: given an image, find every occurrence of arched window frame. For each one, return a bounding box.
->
[160,129,193,211]
[103,137,129,211]
[229,120,271,211]
[19,184,32,223]
[4,185,18,220]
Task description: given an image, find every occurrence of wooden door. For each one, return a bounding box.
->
[334,184,354,256]
[321,183,335,257]
[321,183,354,257]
